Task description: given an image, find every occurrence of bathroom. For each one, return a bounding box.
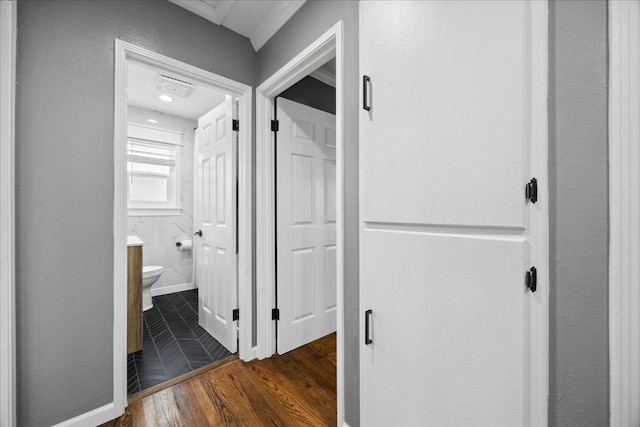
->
[125,59,237,395]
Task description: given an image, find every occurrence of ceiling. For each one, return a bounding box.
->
[168,0,306,51]
[127,60,227,120]
[127,57,335,122]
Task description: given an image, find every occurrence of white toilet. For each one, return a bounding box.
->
[142,266,163,311]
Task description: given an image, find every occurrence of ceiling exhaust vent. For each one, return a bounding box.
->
[155,74,194,98]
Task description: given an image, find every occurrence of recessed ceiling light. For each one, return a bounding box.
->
[158,94,173,102]
[147,119,158,124]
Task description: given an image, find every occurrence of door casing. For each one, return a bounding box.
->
[0,2,17,426]
[609,1,640,425]
[255,21,345,426]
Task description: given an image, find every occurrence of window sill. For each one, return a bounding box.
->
[128,207,182,217]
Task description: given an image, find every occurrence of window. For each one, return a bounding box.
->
[127,123,182,216]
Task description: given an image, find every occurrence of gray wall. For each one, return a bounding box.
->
[548,0,609,425]
[15,1,255,425]
[257,1,360,424]
[279,76,337,115]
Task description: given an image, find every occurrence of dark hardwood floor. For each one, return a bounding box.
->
[103,333,337,426]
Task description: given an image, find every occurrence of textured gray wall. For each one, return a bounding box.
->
[15,1,255,425]
[279,76,337,115]
[257,1,360,424]
[548,1,609,425]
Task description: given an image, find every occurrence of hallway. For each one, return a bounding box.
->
[103,333,336,426]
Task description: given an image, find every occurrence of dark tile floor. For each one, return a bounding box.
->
[127,289,233,395]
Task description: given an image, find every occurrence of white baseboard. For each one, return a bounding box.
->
[151,282,194,297]
[51,402,120,427]
[241,346,259,362]
[343,422,351,427]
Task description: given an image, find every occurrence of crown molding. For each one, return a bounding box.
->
[168,0,236,26]
[250,1,306,51]
[309,67,336,87]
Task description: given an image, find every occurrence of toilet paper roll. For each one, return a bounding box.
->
[178,239,193,251]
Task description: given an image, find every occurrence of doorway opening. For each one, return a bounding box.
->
[256,22,345,424]
[273,73,338,354]
[113,40,252,412]
[125,58,239,397]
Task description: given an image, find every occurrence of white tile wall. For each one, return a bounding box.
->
[127,106,196,292]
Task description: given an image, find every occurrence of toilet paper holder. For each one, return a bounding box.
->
[176,239,193,250]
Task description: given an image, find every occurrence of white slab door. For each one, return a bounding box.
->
[195,95,238,353]
[276,97,337,354]
[360,1,548,426]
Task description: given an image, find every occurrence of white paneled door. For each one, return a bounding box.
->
[360,1,548,426]
[195,95,238,353]
[276,98,337,354]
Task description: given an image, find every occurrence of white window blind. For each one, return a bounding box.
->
[127,136,181,213]
[127,139,176,167]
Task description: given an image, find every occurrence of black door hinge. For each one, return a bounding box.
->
[272,308,280,321]
[232,119,239,132]
[233,308,239,321]
[271,120,279,132]
[525,266,537,293]
[525,177,538,204]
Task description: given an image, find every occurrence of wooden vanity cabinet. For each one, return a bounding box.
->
[127,245,143,353]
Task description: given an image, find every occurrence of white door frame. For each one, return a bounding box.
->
[255,21,345,425]
[113,40,254,417]
[0,1,17,426]
[609,1,640,425]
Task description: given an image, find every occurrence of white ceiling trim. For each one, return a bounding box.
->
[250,1,306,51]
[207,0,235,23]
[309,68,336,87]
[168,0,236,25]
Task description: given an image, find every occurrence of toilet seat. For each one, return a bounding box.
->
[143,265,163,277]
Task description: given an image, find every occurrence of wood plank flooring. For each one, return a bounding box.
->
[103,333,336,427]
